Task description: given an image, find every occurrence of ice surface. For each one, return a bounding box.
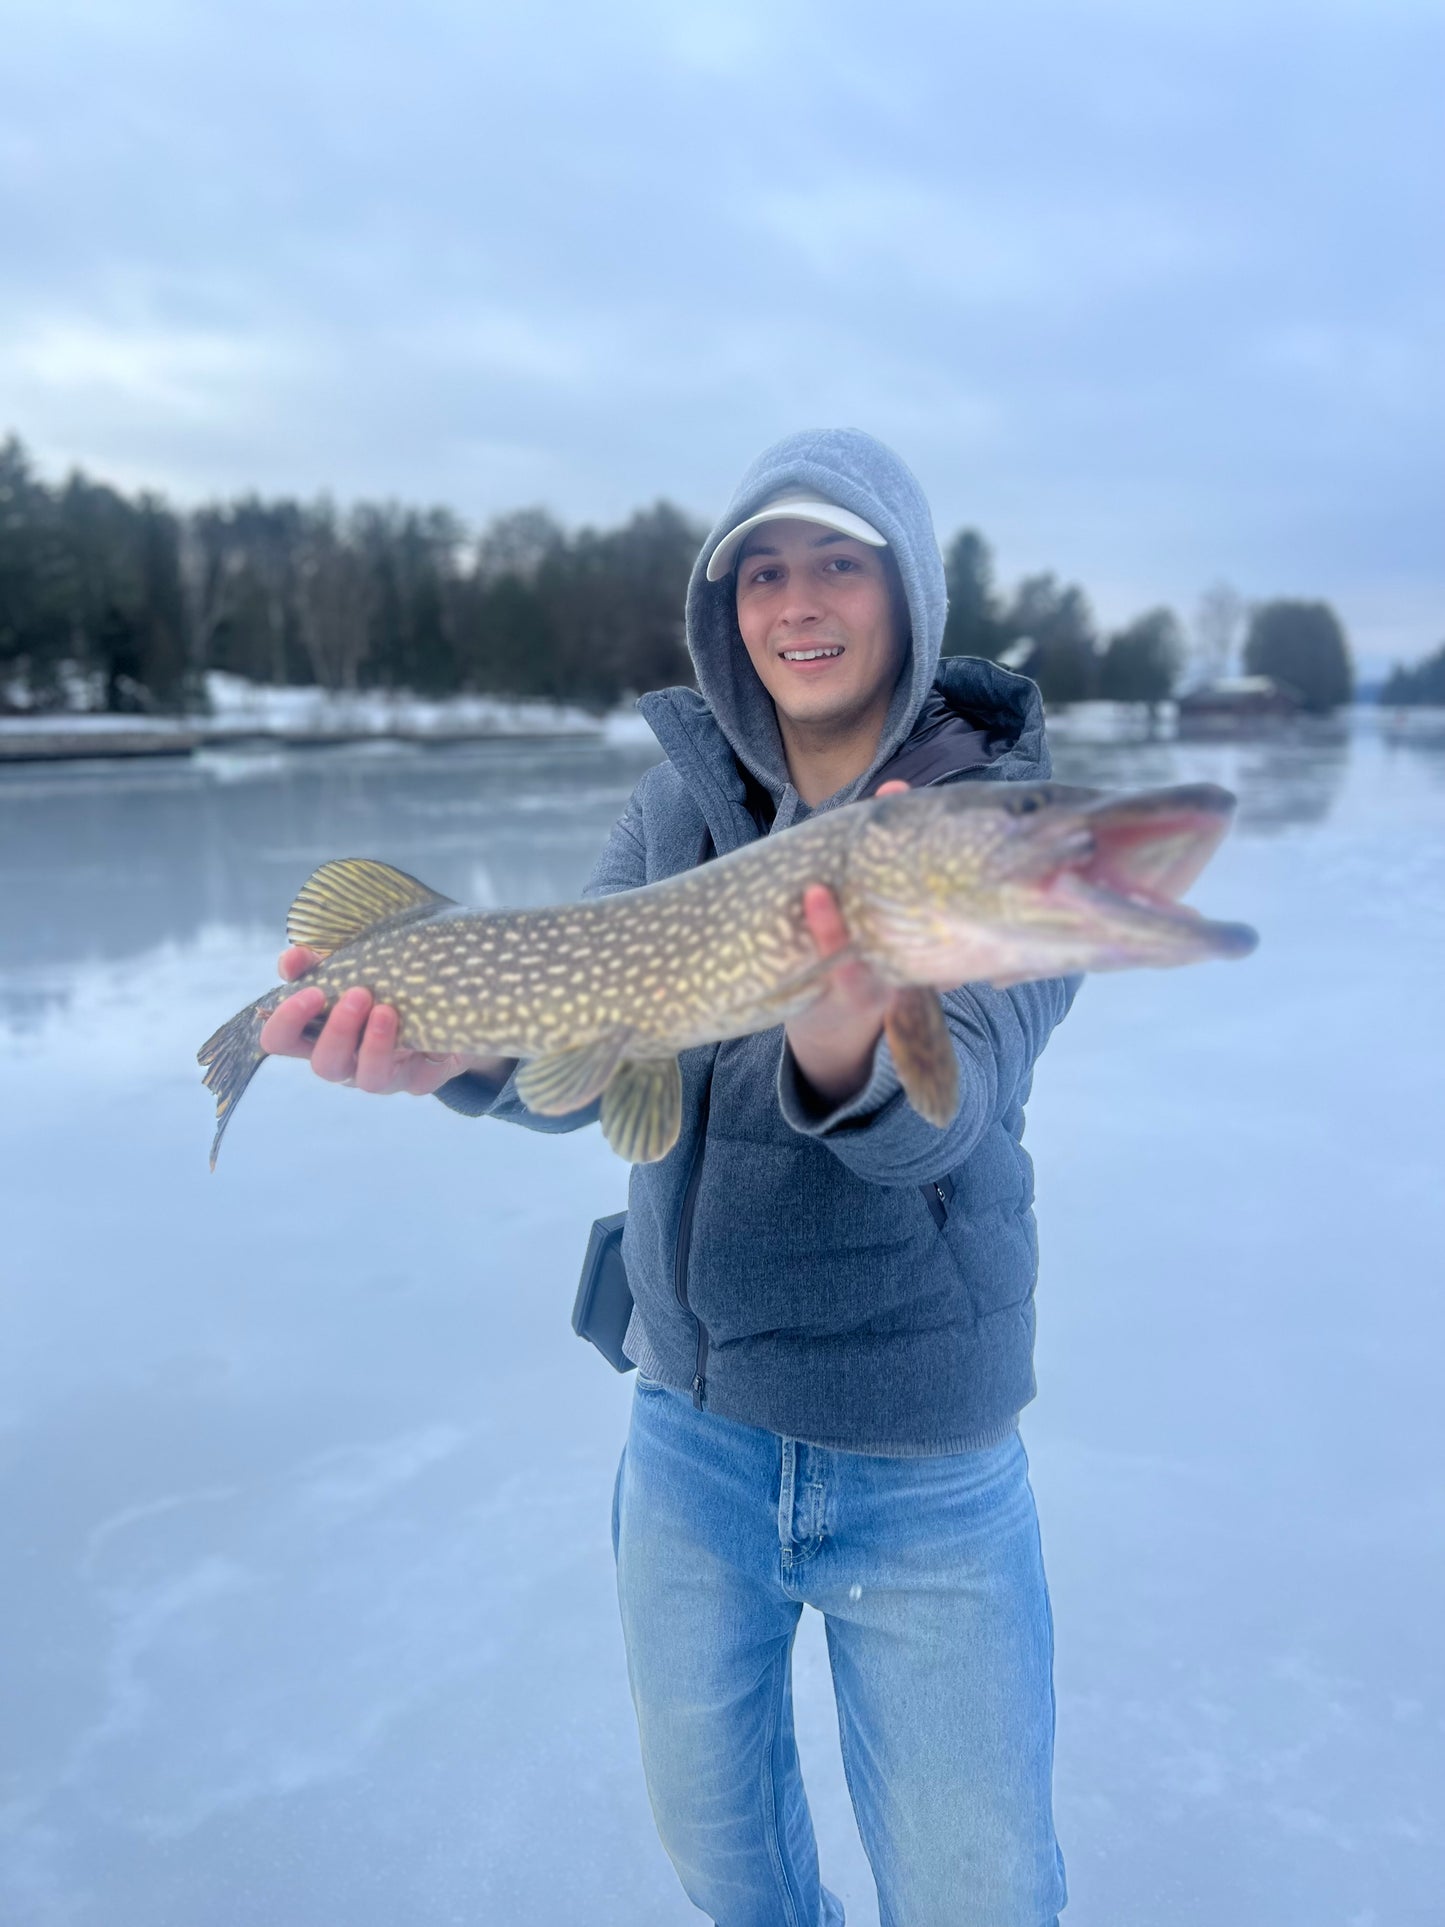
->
[0,719,1441,1925]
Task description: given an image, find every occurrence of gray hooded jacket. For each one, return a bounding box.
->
[440,428,1077,1453]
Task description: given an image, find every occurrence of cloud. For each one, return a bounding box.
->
[0,0,1440,666]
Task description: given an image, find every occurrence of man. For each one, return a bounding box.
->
[263,428,1075,1926]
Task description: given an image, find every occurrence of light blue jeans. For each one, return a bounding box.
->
[613,1375,1066,1927]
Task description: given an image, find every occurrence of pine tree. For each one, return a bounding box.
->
[1243,600,1353,712]
[941,530,1005,660]
[1100,608,1184,711]
[1381,641,1445,705]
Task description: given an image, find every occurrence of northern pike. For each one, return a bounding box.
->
[199,781,1257,1168]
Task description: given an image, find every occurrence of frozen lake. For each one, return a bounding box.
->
[2,716,1442,1926]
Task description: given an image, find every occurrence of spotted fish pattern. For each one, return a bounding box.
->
[198,782,1256,1169]
[200,803,862,1170]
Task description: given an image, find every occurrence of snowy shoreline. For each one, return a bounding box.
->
[0,676,1427,764]
[0,673,659,759]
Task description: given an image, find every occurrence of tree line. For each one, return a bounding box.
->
[940,534,1358,713]
[0,437,699,714]
[1381,643,1445,706]
[0,432,1387,717]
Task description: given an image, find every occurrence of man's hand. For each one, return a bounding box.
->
[258,947,514,1097]
[783,780,909,1111]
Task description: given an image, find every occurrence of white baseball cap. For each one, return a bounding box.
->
[705,487,887,583]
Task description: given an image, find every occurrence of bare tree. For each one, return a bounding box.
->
[181,507,247,674]
[294,502,373,691]
[1192,581,1246,685]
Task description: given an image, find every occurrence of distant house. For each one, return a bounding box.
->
[1177,675,1303,733]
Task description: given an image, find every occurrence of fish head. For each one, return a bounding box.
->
[846,782,1258,986]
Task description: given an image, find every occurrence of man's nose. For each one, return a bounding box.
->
[775,585,826,629]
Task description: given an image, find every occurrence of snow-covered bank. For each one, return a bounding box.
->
[4,682,1168,745]
[3,681,1414,763]
[0,672,663,756]
[196,672,606,739]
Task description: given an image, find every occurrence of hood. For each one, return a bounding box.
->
[638,653,1051,860]
[686,428,949,803]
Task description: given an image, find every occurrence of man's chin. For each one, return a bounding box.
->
[773,687,869,732]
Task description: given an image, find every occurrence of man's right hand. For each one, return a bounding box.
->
[258,947,514,1097]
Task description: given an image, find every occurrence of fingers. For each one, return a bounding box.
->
[278,945,322,981]
[799,883,890,1022]
[309,987,374,1083]
[799,781,907,990]
[353,1000,405,1094]
[260,973,427,1094]
[802,884,850,959]
[259,985,327,1058]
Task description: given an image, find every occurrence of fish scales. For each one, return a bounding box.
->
[199,782,1258,1167]
[295,809,850,1061]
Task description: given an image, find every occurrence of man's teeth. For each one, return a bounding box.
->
[781,646,843,661]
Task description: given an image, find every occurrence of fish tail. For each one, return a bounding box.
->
[197,987,288,1171]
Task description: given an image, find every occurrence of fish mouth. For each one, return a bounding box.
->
[1043,785,1256,958]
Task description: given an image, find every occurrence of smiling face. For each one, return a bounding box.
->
[733,518,908,752]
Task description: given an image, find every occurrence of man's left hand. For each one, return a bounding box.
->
[784,780,908,1110]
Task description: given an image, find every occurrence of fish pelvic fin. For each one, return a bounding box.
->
[601,1057,683,1165]
[884,986,959,1128]
[286,858,456,959]
[197,986,288,1170]
[514,1030,632,1116]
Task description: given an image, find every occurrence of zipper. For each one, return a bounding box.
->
[921,1173,955,1228]
[675,1062,714,1408]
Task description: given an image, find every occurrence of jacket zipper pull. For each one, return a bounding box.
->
[921,1177,951,1227]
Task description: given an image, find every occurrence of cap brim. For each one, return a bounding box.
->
[705,499,887,582]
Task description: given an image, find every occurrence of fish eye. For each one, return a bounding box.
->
[1010,792,1043,815]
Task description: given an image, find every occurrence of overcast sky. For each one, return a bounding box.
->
[2,0,1440,673]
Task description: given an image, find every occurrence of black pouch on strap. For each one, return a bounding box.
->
[572,1213,636,1373]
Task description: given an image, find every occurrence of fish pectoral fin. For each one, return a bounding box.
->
[600,1057,683,1165]
[884,986,959,1128]
[515,1031,632,1116]
[286,858,456,958]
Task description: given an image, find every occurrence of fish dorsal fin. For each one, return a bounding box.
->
[286,859,456,958]
[514,1031,632,1117]
[601,1057,683,1165]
